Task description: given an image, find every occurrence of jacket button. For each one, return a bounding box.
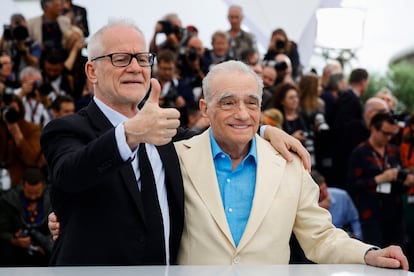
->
[233,256,240,264]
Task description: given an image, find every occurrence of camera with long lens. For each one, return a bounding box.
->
[21,226,53,255]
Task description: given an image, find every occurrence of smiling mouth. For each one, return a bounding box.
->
[230,124,250,129]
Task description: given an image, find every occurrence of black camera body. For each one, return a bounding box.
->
[3,24,29,41]
[21,226,53,254]
[274,61,288,72]
[187,47,198,61]
[158,20,181,36]
[275,39,286,50]
[397,169,410,183]
[1,106,20,124]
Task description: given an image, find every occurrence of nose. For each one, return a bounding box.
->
[234,102,250,120]
[126,57,143,72]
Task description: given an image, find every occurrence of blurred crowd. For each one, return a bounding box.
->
[0,0,413,269]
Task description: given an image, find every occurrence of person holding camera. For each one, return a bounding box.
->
[149,13,185,56]
[0,167,52,266]
[0,52,20,91]
[15,66,52,126]
[26,0,72,52]
[0,93,46,189]
[264,28,301,80]
[0,14,41,81]
[176,35,208,102]
[348,112,414,250]
[272,82,316,167]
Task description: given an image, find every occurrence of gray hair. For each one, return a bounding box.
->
[19,66,42,81]
[202,60,263,106]
[87,18,144,60]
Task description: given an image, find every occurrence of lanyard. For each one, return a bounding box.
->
[372,147,388,171]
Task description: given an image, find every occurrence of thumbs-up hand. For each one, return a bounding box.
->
[124,78,180,147]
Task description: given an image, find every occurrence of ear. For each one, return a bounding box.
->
[85,61,97,84]
[199,99,209,118]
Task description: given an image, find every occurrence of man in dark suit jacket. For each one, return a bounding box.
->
[42,19,311,266]
[332,68,369,189]
[41,19,185,266]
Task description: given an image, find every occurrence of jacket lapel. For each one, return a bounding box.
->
[84,101,146,223]
[179,131,235,246]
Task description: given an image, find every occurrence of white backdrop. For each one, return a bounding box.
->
[2,0,414,74]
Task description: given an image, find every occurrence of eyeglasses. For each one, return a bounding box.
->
[379,129,398,137]
[91,52,155,67]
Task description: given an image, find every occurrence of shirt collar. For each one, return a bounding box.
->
[93,96,129,127]
[209,128,257,163]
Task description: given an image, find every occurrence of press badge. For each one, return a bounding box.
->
[376,182,391,194]
[407,195,414,204]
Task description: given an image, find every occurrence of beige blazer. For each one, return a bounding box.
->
[175,129,372,265]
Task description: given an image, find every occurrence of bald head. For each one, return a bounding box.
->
[364,97,389,126]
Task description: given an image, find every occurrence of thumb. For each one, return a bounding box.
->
[146,78,161,104]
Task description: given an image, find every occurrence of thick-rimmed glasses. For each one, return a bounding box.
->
[91,52,155,67]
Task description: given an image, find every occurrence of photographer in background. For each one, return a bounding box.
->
[149,13,187,55]
[0,167,52,266]
[26,0,72,52]
[0,52,20,90]
[176,35,208,102]
[348,112,414,250]
[0,14,41,82]
[264,28,301,80]
[15,66,52,127]
[0,93,45,188]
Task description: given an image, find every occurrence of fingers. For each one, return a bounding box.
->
[366,246,409,271]
[48,212,60,241]
[146,78,162,104]
[124,104,180,147]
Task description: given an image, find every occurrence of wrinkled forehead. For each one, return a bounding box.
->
[101,26,146,53]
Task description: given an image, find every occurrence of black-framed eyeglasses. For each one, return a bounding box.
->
[91,52,155,67]
[379,129,398,137]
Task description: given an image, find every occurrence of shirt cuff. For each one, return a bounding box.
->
[259,125,267,138]
[115,123,137,162]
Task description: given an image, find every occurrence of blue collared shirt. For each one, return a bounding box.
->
[328,187,363,240]
[210,130,257,247]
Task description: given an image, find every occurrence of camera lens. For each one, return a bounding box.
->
[1,106,20,124]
